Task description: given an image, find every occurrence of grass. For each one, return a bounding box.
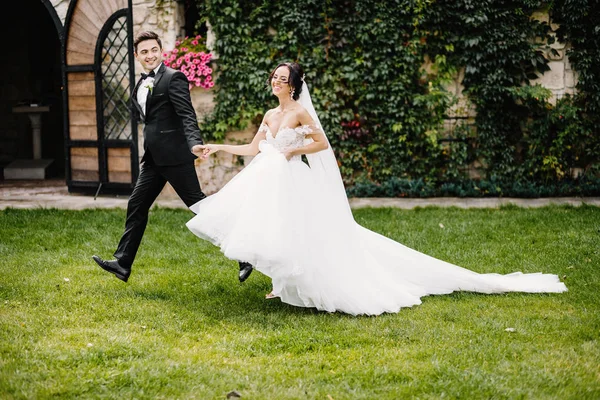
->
[0,205,598,399]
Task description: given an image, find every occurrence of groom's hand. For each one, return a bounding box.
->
[191,144,204,156]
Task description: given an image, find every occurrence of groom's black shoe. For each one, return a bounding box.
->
[92,255,131,282]
[238,261,253,283]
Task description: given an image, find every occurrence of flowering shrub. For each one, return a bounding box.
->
[163,35,214,90]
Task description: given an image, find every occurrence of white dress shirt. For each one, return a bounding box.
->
[137,64,162,115]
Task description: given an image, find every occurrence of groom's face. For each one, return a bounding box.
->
[135,39,163,72]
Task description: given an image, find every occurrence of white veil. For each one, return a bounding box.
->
[298,81,355,221]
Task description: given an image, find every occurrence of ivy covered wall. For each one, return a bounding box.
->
[195,0,600,197]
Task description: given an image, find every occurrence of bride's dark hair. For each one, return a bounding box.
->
[268,62,304,100]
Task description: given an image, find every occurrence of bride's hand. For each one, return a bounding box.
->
[282,150,294,161]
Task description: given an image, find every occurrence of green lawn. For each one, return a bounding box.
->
[0,205,598,399]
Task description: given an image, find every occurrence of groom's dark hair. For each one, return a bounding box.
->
[268,62,304,100]
[134,31,162,53]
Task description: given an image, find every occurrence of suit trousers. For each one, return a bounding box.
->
[113,154,205,267]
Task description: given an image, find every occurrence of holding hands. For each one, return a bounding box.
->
[193,143,295,161]
[192,144,218,159]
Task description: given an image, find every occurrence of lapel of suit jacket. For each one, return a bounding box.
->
[144,63,166,116]
[132,76,146,122]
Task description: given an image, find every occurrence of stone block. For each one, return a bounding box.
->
[4,159,54,180]
[531,61,564,90]
[206,21,218,58]
[52,0,70,25]
[565,70,578,88]
[531,11,549,23]
[564,54,572,71]
[132,6,147,25]
[547,48,564,61]
[191,88,215,120]
[549,89,564,105]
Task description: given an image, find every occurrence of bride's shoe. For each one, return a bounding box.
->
[265,291,277,299]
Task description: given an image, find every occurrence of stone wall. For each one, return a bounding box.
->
[42,2,580,197]
[531,11,577,104]
[49,0,69,25]
[131,0,184,70]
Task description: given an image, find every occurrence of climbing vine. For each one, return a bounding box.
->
[194,0,600,195]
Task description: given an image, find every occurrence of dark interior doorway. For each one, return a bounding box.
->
[182,0,207,38]
[0,0,64,180]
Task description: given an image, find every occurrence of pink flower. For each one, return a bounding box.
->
[208,81,214,88]
[189,64,196,70]
[191,40,198,46]
[181,47,188,52]
[172,48,179,54]
[193,59,200,64]
[162,53,168,57]
[175,40,181,46]
[196,35,202,39]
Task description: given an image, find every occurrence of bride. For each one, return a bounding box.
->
[187,62,567,316]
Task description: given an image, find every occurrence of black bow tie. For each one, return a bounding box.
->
[141,70,155,80]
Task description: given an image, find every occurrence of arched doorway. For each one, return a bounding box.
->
[0,0,64,180]
[64,0,137,195]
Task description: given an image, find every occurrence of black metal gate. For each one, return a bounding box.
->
[95,9,139,194]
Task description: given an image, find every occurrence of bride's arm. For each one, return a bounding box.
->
[282,109,328,160]
[195,111,271,158]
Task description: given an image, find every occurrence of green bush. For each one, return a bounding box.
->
[346,175,600,198]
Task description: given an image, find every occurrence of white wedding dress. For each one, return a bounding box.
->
[186,83,567,316]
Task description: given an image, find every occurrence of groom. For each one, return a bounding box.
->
[92,31,253,283]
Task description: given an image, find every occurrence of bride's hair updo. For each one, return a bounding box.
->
[268,62,304,100]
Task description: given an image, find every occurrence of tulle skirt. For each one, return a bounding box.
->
[187,143,567,316]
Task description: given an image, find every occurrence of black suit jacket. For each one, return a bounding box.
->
[132,63,203,166]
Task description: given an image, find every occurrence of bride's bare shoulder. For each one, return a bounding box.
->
[294,104,312,120]
[293,103,309,117]
[263,108,277,122]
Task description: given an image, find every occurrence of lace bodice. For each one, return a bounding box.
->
[261,124,314,162]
